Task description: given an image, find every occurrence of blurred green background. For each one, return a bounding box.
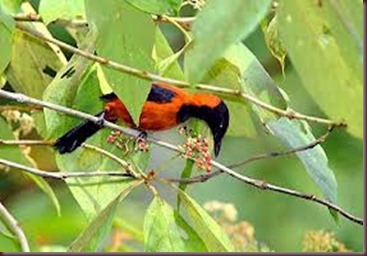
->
[0,0,363,252]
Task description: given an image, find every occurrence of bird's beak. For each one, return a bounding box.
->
[214,138,222,157]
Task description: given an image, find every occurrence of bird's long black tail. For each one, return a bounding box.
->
[54,111,105,154]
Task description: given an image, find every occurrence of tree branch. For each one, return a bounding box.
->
[0,139,134,173]
[228,125,335,169]
[12,13,194,28]
[0,201,30,252]
[14,22,346,128]
[0,158,135,180]
[0,89,362,226]
[166,164,363,226]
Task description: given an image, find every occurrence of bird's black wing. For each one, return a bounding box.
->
[100,83,177,103]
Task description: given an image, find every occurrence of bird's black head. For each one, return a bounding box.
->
[177,100,229,157]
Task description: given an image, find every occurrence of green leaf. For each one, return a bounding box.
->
[0,118,61,216]
[0,218,16,239]
[0,73,6,88]
[68,182,139,252]
[185,0,272,83]
[144,196,207,252]
[263,15,286,75]
[202,58,257,137]
[43,30,97,139]
[39,0,85,25]
[5,24,67,99]
[126,0,182,15]
[228,43,287,118]
[267,118,337,203]
[321,0,362,87]
[0,9,14,74]
[85,0,156,125]
[0,0,22,15]
[52,71,129,219]
[176,188,234,252]
[144,196,186,252]
[4,7,67,138]
[278,1,362,138]
[153,27,185,80]
[178,159,194,194]
[202,43,287,137]
[173,212,208,252]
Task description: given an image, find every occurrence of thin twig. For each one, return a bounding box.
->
[0,139,133,173]
[14,22,346,128]
[171,126,335,182]
[13,13,195,28]
[0,158,135,180]
[81,144,131,170]
[166,162,363,226]
[229,125,335,169]
[0,89,362,226]
[0,201,30,252]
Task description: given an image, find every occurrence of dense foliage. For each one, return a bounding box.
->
[0,0,363,252]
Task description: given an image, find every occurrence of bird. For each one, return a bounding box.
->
[54,82,229,157]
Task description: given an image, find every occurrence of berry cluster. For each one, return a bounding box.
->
[106,130,149,153]
[135,137,149,152]
[106,130,122,144]
[182,134,212,173]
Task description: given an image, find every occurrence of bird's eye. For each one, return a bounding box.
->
[219,124,223,128]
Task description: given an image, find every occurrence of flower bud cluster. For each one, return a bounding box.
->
[182,134,212,172]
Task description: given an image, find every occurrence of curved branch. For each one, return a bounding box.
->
[0,158,135,180]
[0,201,30,252]
[12,13,195,28]
[14,22,346,128]
[228,125,335,169]
[0,89,362,226]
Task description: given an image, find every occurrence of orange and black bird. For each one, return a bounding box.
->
[54,82,229,157]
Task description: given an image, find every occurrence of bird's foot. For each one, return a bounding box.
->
[137,131,148,140]
[95,112,106,127]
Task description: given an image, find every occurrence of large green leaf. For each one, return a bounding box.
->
[68,181,139,252]
[4,6,67,138]
[144,196,207,252]
[153,27,185,80]
[176,188,234,252]
[52,66,125,219]
[225,43,337,206]
[278,0,362,138]
[0,0,22,15]
[48,60,149,220]
[126,0,182,15]
[202,58,257,137]
[39,0,85,25]
[0,118,61,215]
[0,73,6,88]
[202,43,287,137]
[85,0,156,125]
[43,31,97,139]
[321,0,362,86]
[5,24,67,99]
[185,0,272,83]
[268,118,337,203]
[144,196,186,252]
[0,9,13,74]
